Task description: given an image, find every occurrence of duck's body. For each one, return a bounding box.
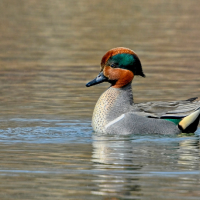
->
[86,47,200,135]
[92,83,133,133]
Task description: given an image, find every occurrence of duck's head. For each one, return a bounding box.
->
[86,47,145,88]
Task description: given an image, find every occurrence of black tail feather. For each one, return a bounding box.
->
[185,97,198,102]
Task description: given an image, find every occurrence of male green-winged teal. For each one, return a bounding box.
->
[86,47,200,135]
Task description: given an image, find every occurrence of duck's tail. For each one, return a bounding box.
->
[178,108,200,133]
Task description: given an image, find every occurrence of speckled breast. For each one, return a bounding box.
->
[92,87,119,133]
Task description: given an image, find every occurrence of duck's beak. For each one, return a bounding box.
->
[86,72,108,87]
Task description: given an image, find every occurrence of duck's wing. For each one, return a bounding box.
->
[133,97,200,119]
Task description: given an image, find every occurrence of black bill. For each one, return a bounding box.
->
[86,72,108,87]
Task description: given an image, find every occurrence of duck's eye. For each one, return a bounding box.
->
[111,64,116,68]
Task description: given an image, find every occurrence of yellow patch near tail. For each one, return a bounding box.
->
[179,109,200,130]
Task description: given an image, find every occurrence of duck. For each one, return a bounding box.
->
[86,47,200,135]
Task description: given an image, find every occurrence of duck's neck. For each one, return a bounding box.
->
[92,83,134,133]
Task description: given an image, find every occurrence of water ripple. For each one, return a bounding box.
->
[0,118,93,144]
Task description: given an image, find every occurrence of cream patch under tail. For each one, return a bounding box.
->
[178,108,200,133]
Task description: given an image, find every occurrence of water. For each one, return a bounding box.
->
[0,0,200,199]
[0,119,200,199]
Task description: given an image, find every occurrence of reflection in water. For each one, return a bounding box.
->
[92,135,142,197]
[0,120,199,199]
[91,134,200,198]
[178,138,200,170]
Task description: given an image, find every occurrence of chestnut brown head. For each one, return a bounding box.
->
[86,47,145,88]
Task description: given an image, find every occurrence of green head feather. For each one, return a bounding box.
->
[107,53,145,77]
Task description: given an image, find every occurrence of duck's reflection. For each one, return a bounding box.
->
[91,134,142,197]
[91,133,200,198]
[177,137,200,170]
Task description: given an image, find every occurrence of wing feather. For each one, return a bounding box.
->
[133,97,200,119]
